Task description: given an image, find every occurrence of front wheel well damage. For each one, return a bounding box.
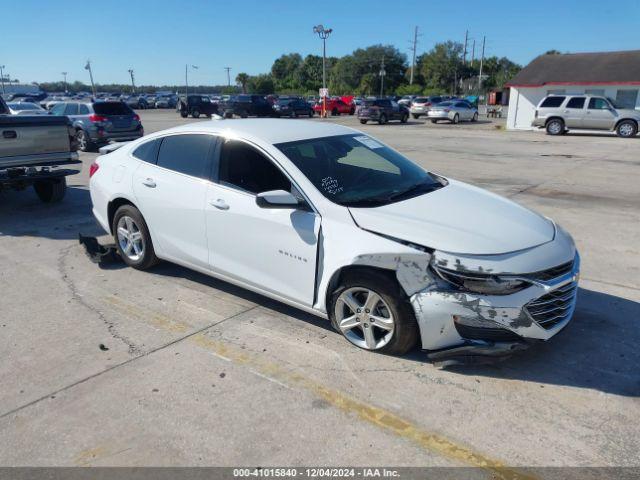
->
[107,198,137,234]
[324,265,401,314]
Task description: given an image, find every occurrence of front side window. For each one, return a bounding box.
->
[218,140,291,194]
[588,98,610,110]
[566,97,585,109]
[50,103,66,115]
[63,103,79,115]
[276,134,442,207]
[156,134,213,178]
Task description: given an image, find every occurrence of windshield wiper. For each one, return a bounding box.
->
[387,181,442,201]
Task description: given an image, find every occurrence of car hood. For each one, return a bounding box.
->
[348,179,555,255]
[617,108,640,118]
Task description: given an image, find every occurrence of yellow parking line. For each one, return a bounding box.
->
[104,295,537,479]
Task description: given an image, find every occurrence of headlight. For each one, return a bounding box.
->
[432,263,528,295]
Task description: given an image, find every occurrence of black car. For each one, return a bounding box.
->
[357,98,409,125]
[218,94,274,118]
[272,98,314,118]
[178,95,219,118]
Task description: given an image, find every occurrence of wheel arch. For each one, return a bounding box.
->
[614,117,638,130]
[545,116,565,126]
[107,197,139,234]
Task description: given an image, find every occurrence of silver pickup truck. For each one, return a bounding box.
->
[1,96,80,202]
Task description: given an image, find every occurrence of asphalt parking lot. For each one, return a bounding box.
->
[1,110,639,472]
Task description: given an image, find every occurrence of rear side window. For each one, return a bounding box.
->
[79,104,90,114]
[156,134,214,179]
[132,139,161,163]
[218,140,291,194]
[93,102,132,115]
[566,97,585,109]
[540,97,565,108]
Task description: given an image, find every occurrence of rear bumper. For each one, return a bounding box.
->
[427,111,452,120]
[0,156,82,186]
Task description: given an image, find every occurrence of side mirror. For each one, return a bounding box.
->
[256,190,304,209]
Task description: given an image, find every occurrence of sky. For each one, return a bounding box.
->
[3,0,639,87]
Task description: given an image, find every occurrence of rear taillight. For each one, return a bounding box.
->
[89,114,108,122]
[444,108,450,112]
[133,114,140,121]
[534,110,538,118]
[89,162,100,178]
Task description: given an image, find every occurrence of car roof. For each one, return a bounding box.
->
[156,118,359,144]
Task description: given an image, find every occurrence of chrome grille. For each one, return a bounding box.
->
[528,260,574,281]
[525,282,578,329]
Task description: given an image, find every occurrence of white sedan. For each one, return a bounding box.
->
[89,119,579,361]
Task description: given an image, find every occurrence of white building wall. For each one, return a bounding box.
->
[507,84,640,130]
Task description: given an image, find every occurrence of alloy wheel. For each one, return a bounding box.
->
[619,123,634,137]
[116,215,145,261]
[335,287,395,350]
[76,130,87,151]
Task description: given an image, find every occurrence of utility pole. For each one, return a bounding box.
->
[128,69,135,93]
[471,39,476,67]
[379,56,386,97]
[478,36,486,93]
[224,67,231,87]
[409,26,419,85]
[1,65,7,95]
[61,72,68,93]
[462,30,468,65]
[85,60,96,98]
[185,64,198,98]
[313,25,333,117]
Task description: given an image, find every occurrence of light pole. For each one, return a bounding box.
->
[0,65,5,95]
[379,57,386,97]
[85,60,96,98]
[185,64,198,98]
[61,72,68,93]
[313,24,332,117]
[224,67,231,87]
[128,69,135,94]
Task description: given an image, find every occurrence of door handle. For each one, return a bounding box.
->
[209,198,229,210]
[142,178,156,188]
[2,130,17,139]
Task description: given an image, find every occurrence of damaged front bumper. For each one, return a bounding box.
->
[411,253,580,358]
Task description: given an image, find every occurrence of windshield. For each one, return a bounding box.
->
[9,103,41,110]
[275,134,443,207]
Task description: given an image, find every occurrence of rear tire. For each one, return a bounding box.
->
[332,108,338,116]
[192,110,200,118]
[431,119,438,124]
[616,120,637,138]
[34,178,66,203]
[452,114,459,124]
[472,112,478,122]
[112,205,159,270]
[360,119,367,124]
[545,118,564,135]
[401,113,408,123]
[329,269,418,355]
[412,114,420,119]
[76,129,94,152]
[379,114,387,125]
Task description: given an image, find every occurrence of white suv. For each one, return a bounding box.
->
[89,119,579,363]
[533,94,640,137]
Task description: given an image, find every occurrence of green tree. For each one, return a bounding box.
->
[271,53,303,92]
[235,72,249,93]
[419,41,466,94]
[247,74,275,94]
[330,45,407,95]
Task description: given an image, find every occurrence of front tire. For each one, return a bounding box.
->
[112,205,159,270]
[360,119,368,124]
[616,120,637,138]
[401,113,408,123]
[452,114,459,124]
[379,114,387,125]
[412,114,420,119]
[329,269,418,355]
[472,112,478,122]
[34,178,66,203]
[546,118,564,135]
[192,110,200,118]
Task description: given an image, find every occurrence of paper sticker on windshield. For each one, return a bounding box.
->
[354,135,383,149]
[321,176,343,195]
